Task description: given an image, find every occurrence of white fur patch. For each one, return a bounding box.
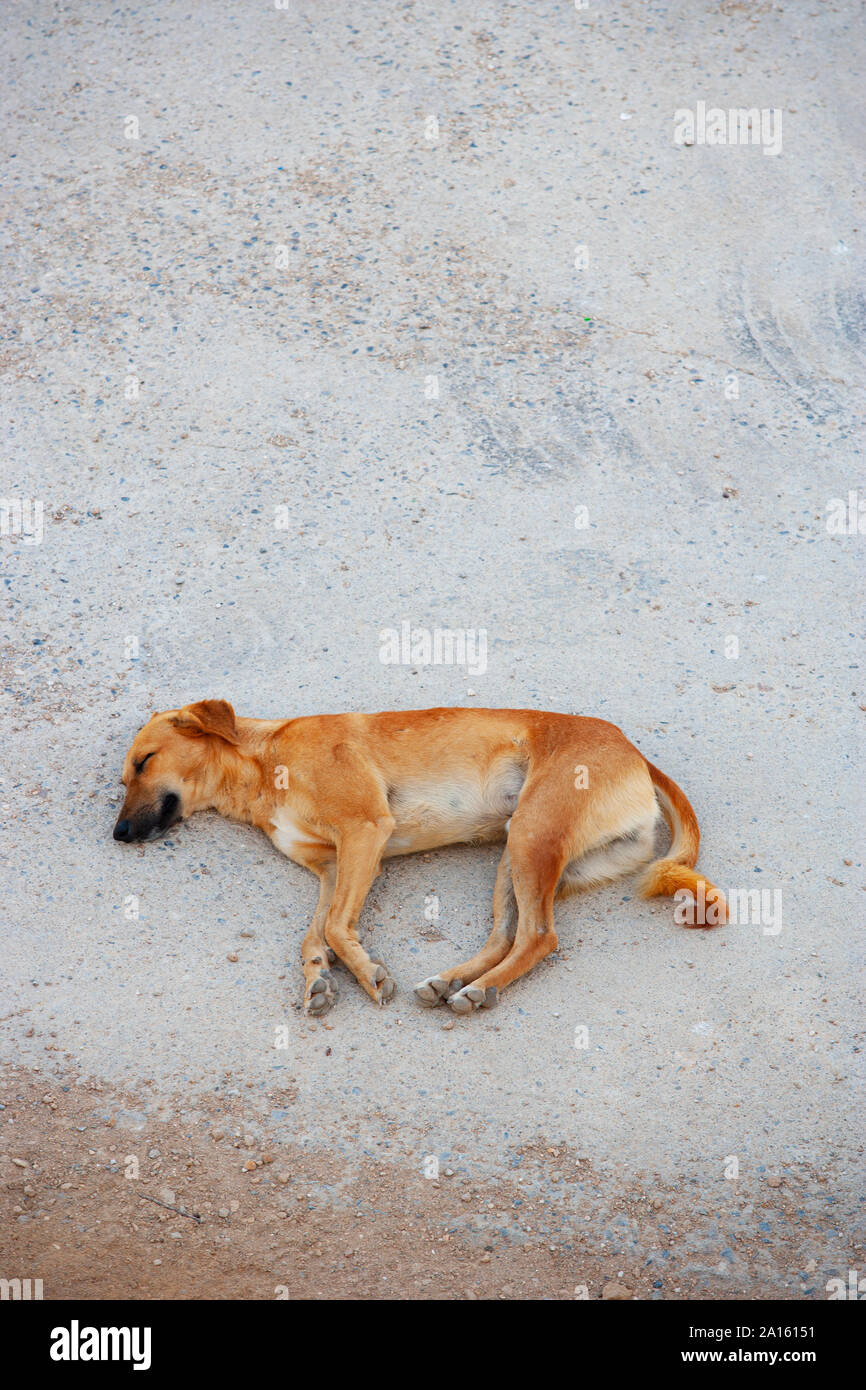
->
[270,806,326,859]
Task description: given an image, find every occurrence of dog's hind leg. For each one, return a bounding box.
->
[301,861,338,1016]
[446,779,572,1014]
[414,848,516,1007]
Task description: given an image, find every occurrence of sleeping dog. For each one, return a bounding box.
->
[113,700,726,1016]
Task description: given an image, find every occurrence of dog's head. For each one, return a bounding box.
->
[113,699,239,843]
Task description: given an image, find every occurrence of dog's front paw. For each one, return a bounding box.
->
[414,975,462,1007]
[448,983,498,1015]
[370,960,396,1006]
[305,969,338,1016]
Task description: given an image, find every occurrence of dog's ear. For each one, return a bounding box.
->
[171,699,238,745]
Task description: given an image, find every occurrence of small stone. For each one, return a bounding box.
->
[242,1160,256,1173]
[602,1282,633,1301]
[227,952,238,963]
[218,1207,230,1218]
[766,1176,783,1188]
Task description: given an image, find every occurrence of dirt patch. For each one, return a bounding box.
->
[1,1066,851,1300]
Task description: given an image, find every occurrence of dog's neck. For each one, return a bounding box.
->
[205,718,290,831]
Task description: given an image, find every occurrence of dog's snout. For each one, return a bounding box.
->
[113,819,133,842]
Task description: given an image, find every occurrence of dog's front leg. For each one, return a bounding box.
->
[324,817,396,1006]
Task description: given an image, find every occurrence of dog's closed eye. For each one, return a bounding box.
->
[134,752,155,774]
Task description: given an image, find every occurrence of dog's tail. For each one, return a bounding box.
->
[639,760,727,926]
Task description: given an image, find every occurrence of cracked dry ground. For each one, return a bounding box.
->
[2,1066,855,1301]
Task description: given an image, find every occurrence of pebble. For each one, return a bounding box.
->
[602,1282,633,1300]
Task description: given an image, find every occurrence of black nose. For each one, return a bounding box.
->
[113,819,133,842]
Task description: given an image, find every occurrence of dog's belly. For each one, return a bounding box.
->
[384,763,525,856]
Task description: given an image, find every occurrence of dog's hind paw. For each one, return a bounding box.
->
[305,969,338,1016]
[448,983,498,1015]
[414,975,463,1007]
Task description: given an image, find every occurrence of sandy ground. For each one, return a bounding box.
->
[1,1,864,1300]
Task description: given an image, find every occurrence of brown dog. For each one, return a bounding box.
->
[113,700,726,1016]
